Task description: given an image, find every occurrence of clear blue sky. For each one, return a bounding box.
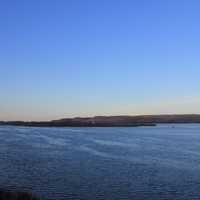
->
[1,0,200,121]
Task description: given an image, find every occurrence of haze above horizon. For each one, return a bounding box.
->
[1,0,200,121]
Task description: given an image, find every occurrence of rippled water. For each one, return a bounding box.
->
[1,124,200,200]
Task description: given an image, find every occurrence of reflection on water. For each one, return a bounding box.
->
[0,125,200,199]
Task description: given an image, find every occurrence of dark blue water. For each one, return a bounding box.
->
[0,125,200,200]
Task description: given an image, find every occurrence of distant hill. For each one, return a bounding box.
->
[1,114,200,127]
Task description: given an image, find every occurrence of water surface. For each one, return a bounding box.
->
[0,124,200,199]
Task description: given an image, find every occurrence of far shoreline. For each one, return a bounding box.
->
[0,123,157,128]
[1,114,200,128]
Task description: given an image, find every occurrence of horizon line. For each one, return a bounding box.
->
[1,113,200,122]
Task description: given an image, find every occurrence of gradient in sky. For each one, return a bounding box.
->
[0,0,200,121]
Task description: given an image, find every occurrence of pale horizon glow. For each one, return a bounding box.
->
[0,0,200,121]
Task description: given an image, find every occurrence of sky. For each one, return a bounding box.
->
[0,0,200,121]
